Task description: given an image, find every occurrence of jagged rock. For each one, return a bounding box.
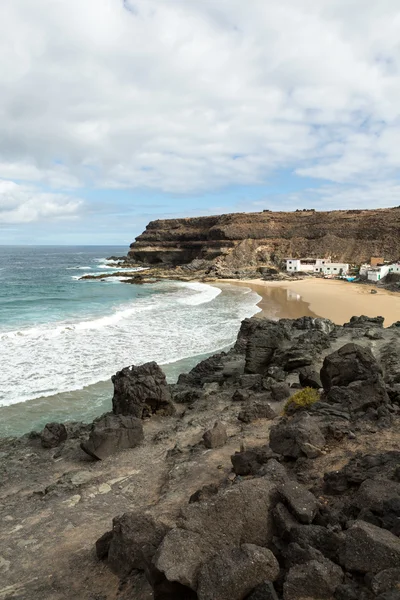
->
[284,542,326,567]
[112,362,174,418]
[270,383,291,402]
[107,511,169,579]
[178,353,227,387]
[376,592,400,600]
[245,321,289,375]
[324,452,400,494]
[40,422,67,448]
[279,481,318,524]
[238,374,263,390]
[380,341,400,384]
[197,544,279,600]
[283,557,343,600]
[231,446,280,476]
[371,569,400,596]
[325,381,389,415]
[245,581,280,600]
[289,524,343,562]
[350,479,400,534]
[320,343,383,391]
[273,503,298,536]
[81,414,144,460]
[269,414,326,459]
[299,367,322,389]
[116,571,154,600]
[258,459,289,482]
[154,478,278,590]
[173,388,203,404]
[340,520,400,574]
[344,316,385,328]
[203,422,227,449]
[238,402,276,423]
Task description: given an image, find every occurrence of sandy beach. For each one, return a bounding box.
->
[225,278,400,326]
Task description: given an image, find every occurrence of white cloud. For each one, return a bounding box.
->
[0,180,82,223]
[0,0,400,199]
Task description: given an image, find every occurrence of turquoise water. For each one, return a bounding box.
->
[0,246,261,436]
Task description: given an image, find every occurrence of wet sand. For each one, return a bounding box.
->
[223,278,400,326]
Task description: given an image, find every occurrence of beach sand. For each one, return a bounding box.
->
[224,278,400,326]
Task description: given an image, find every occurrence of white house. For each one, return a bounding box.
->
[286,258,330,273]
[318,263,349,276]
[389,263,400,274]
[286,259,314,273]
[367,263,400,281]
[367,265,391,282]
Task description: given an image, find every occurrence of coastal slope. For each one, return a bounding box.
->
[128,207,400,269]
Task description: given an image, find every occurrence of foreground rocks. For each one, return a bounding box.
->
[2,314,400,599]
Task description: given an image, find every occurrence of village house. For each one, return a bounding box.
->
[367,262,400,281]
[286,258,348,276]
[286,258,330,273]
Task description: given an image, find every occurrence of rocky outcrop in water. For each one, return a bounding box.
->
[128,208,400,278]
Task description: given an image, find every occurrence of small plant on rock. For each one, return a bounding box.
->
[283,387,320,415]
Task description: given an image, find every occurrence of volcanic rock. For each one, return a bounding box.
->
[112,362,174,418]
[279,480,318,524]
[203,422,227,449]
[80,414,144,460]
[40,422,67,448]
[154,478,278,590]
[283,556,343,600]
[269,414,326,459]
[340,520,400,574]
[196,544,279,600]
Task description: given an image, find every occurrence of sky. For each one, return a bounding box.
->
[1,0,400,245]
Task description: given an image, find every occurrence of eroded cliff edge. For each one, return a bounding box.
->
[128,208,400,271]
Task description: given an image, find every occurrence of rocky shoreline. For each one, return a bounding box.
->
[1,314,400,599]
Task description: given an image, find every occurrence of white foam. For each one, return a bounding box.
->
[0,282,261,407]
[175,282,222,305]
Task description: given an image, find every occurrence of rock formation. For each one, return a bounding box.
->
[1,314,400,599]
[128,208,400,275]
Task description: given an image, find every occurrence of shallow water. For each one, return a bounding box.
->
[0,246,263,436]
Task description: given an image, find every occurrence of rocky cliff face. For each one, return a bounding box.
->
[129,208,400,269]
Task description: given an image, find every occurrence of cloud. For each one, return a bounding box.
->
[0,0,400,201]
[0,180,82,223]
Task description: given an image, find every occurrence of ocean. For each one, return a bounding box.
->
[0,246,261,436]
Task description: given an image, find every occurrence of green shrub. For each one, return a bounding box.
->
[283,387,320,414]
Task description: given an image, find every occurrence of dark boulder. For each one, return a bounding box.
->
[106,511,169,579]
[81,414,144,460]
[299,367,322,389]
[112,362,174,419]
[196,544,279,600]
[340,520,400,574]
[269,414,325,459]
[203,422,227,449]
[289,524,343,563]
[278,481,318,524]
[350,479,400,535]
[41,422,67,448]
[323,452,400,494]
[245,581,280,600]
[320,343,382,391]
[270,383,291,402]
[154,478,278,590]
[371,569,400,596]
[231,446,280,476]
[244,320,289,375]
[344,315,385,328]
[283,557,343,600]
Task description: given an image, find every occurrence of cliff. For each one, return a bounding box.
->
[129,207,400,270]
